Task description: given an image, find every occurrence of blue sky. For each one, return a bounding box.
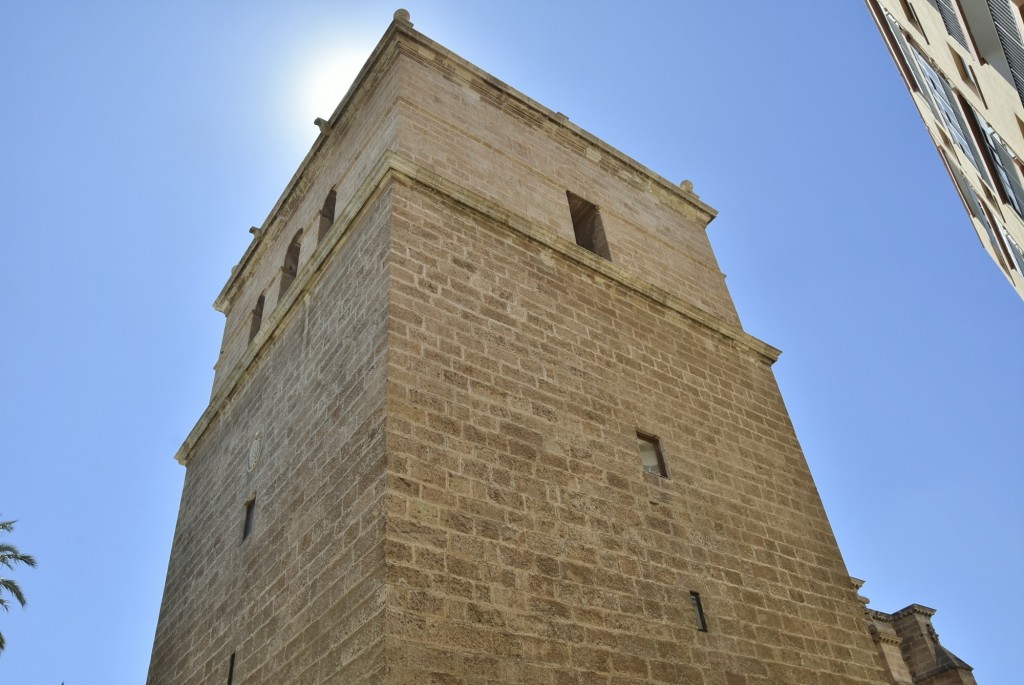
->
[2,2,1020,683]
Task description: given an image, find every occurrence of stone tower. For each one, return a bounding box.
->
[147,11,894,684]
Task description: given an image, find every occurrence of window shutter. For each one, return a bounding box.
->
[936,0,971,50]
[987,0,1024,105]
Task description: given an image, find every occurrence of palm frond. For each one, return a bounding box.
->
[0,545,38,570]
[0,578,28,608]
[0,517,34,654]
[0,540,37,569]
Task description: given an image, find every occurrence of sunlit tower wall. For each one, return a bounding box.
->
[148,11,892,684]
[866,0,1024,301]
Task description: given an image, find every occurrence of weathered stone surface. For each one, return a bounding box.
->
[148,14,893,685]
[863,600,977,685]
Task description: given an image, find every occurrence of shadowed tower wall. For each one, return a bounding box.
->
[148,12,891,685]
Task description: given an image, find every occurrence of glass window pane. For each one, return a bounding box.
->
[637,434,665,476]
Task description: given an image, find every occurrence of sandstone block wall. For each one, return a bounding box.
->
[382,176,886,684]
[150,15,893,685]
[147,188,393,684]
[392,42,740,326]
[866,604,977,685]
[210,43,403,398]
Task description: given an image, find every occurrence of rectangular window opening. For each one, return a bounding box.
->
[690,591,708,632]
[227,652,236,685]
[899,0,925,36]
[242,497,255,541]
[637,432,668,478]
[950,46,982,99]
[566,191,611,260]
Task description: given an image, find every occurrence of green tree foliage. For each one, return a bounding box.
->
[0,519,37,654]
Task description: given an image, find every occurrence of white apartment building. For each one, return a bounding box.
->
[866,0,1024,300]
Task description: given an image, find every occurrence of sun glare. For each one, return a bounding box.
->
[296,42,375,129]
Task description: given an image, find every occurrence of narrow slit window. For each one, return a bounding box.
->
[318,189,337,241]
[249,294,265,343]
[637,432,668,478]
[242,498,255,541]
[566,191,611,260]
[279,229,303,298]
[690,592,708,631]
[227,652,236,685]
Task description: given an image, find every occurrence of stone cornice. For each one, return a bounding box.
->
[176,150,400,465]
[391,23,717,225]
[393,95,726,282]
[891,603,938,620]
[213,15,410,313]
[384,153,780,364]
[867,624,903,647]
[176,150,779,466]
